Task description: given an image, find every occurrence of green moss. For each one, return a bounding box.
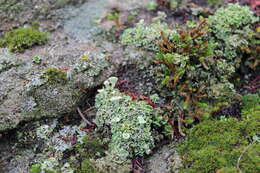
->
[242,94,260,112]
[179,119,246,152]
[41,68,67,84]
[238,143,260,173]
[0,27,49,53]
[177,112,260,173]
[207,0,223,6]
[31,22,40,30]
[30,164,41,173]
[106,13,120,21]
[80,159,96,173]
[216,167,239,173]
[147,2,158,11]
[76,135,105,158]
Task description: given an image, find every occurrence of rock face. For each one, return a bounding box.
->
[0,0,125,132]
[0,37,128,131]
[145,143,183,173]
[0,0,150,132]
[0,0,88,31]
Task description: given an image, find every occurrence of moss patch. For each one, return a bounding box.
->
[177,100,260,173]
[41,68,67,84]
[79,159,97,173]
[0,27,49,53]
[76,135,105,159]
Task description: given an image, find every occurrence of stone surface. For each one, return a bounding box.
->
[0,0,88,31]
[0,36,129,131]
[145,143,183,173]
[0,0,129,132]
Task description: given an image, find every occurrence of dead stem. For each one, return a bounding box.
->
[178,117,186,137]
[83,106,95,114]
[77,107,94,126]
[237,141,256,173]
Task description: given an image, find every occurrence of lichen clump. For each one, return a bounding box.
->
[0,27,49,53]
[71,53,109,77]
[208,4,258,60]
[94,77,154,163]
[121,13,173,51]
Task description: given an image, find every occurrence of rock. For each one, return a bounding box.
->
[0,36,129,132]
[145,143,183,173]
[0,0,88,31]
[0,0,151,133]
[63,0,109,41]
[107,0,150,11]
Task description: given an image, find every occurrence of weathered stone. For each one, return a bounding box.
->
[0,0,88,31]
[0,38,127,132]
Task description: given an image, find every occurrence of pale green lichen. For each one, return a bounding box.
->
[208,4,258,60]
[70,52,108,78]
[209,4,258,41]
[36,119,58,140]
[94,77,154,164]
[121,13,173,51]
[30,122,90,173]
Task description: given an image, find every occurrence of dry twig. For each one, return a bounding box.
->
[77,107,94,126]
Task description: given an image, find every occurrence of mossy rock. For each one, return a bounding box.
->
[0,27,49,53]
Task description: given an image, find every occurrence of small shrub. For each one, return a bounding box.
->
[153,4,258,122]
[155,19,238,122]
[0,27,49,53]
